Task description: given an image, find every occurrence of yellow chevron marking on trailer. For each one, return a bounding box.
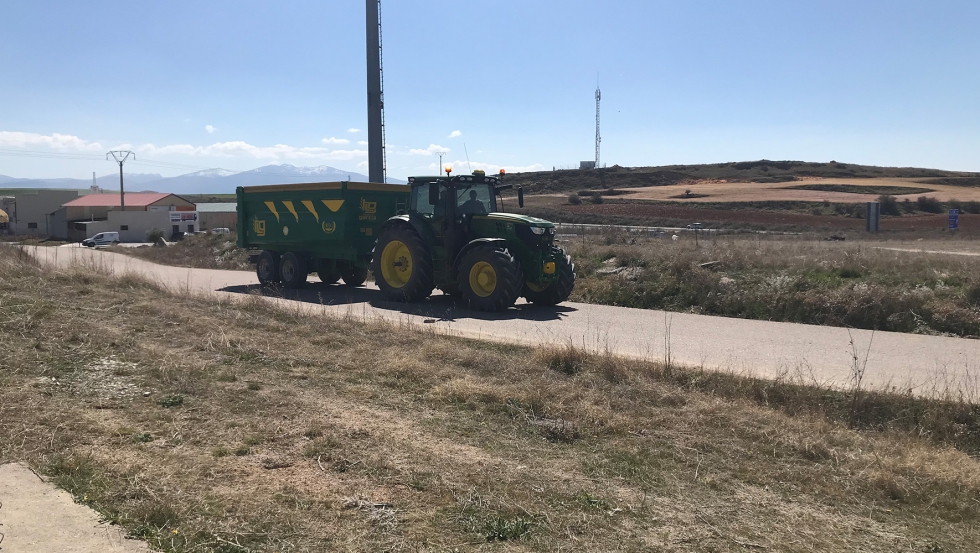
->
[322,199,345,212]
[281,201,300,222]
[301,200,319,221]
[264,201,280,222]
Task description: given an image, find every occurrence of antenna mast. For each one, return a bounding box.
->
[366,0,387,183]
[595,76,601,169]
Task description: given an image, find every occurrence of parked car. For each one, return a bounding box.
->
[82,232,120,247]
[686,223,704,230]
[212,227,231,234]
[170,231,190,241]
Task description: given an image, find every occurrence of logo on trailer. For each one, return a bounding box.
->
[322,221,336,234]
[253,218,266,237]
[359,198,377,221]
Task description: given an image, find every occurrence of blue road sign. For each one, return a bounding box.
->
[949,209,959,230]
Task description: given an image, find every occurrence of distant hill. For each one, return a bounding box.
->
[0,164,406,195]
[141,164,405,193]
[508,160,980,194]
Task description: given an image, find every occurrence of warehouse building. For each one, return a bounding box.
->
[196,203,238,232]
[58,193,198,242]
[1,189,86,236]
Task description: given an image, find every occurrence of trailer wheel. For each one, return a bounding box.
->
[317,260,340,284]
[341,263,369,287]
[280,252,308,288]
[256,250,280,285]
[372,226,434,301]
[458,246,523,312]
[522,248,575,306]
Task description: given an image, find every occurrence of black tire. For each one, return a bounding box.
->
[280,252,308,288]
[438,281,462,298]
[371,225,434,301]
[256,250,280,285]
[523,248,575,306]
[317,259,340,284]
[458,246,523,312]
[341,262,368,287]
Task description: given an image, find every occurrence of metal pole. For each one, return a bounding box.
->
[119,161,125,210]
[107,150,135,211]
[365,0,384,183]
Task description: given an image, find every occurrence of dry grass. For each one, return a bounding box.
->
[1,251,979,552]
[568,232,980,337]
[111,233,250,271]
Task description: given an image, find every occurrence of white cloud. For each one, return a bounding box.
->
[0,131,103,151]
[321,137,350,145]
[409,143,448,156]
[357,140,368,146]
[449,130,462,138]
[205,125,216,134]
[137,140,367,161]
[356,161,369,169]
[348,128,361,133]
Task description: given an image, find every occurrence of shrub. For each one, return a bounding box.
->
[591,193,603,205]
[146,228,166,246]
[878,195,900,216]
[964,201,980,214]
[902,198,917,213]
[917,196,944,213]
[568,194,582,205]
[949,199,963,212]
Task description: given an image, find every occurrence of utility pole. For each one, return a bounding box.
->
[595,75,601,169]
[106,150,135,210]
[366,0,387,183]
[436,151,447,175]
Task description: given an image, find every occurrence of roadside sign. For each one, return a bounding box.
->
[949,209,959,230]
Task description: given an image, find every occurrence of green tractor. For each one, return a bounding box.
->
[373,170,575,311]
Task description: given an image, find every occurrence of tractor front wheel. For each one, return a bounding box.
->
[372,226,434,301]
[522,248,575,306]
[458,246,522,311]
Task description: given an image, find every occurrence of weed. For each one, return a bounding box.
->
[131,432,153,443]
[158,394,184,408]
[484,514,532,541]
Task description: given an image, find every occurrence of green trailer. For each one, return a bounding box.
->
[237,181,409,287]
[238,170,575,311]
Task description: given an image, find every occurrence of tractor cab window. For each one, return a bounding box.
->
[411,183,437,217]
[456,184,495,216]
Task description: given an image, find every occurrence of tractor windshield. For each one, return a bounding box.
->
[456,183,496,215]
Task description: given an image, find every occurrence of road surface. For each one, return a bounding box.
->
[25,245,980,398]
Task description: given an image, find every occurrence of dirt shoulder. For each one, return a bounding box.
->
[1,248,978,552]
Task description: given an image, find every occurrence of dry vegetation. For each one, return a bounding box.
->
[568,233,980,338]
[112,233,251,271]
[1,248,979,552]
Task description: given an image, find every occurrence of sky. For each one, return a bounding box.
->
[1,0,979,181]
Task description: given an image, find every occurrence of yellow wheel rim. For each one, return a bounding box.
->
[526,281,549,292]
[380,240,413,288]
[468,261,497,297]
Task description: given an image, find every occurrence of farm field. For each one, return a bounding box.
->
[1,249,978,552]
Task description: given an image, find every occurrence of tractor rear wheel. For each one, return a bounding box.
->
[522,248,575,306]
[256,250,280,285]
[458,246,522,311]
[280,252,308,288]
[341,262,369,287]
[372,226,434,301]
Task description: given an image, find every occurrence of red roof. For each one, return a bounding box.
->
[62,193,179,208]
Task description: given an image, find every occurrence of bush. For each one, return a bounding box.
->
[964,201,980,214]
[146,228,166,246]
[591,193,603,205]
[917,196,944,213]
[568,194,582,205]
[902,198,917,213]
[878,195,900,216]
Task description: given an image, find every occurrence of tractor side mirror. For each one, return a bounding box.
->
[428,183,440,206]
[518,186,524,208]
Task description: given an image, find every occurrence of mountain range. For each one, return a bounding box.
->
[0,164,405,193]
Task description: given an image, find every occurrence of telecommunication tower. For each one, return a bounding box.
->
[366,0,387,183]
[595,79,601,169]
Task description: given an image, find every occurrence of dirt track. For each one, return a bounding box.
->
[26,246,980,397]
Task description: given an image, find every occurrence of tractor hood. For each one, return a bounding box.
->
[479,212,555,228]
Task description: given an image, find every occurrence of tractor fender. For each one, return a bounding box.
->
[453,238,508,274]
[378,214,439,248]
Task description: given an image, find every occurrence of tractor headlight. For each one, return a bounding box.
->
[530,227,546,235]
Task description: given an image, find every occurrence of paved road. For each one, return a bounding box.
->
[26,246,980,397]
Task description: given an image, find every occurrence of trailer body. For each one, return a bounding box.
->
[237,181,408,260]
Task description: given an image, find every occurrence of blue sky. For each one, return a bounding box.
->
[2,0,979,181]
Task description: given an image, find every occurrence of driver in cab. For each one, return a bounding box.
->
[458,190,487,215]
